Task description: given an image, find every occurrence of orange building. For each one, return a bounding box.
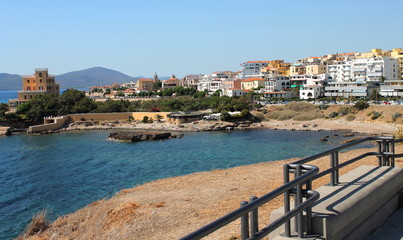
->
[18,68,60,103]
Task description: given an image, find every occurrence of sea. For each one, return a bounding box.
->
[0,129,372,239]
[0,89,89,103]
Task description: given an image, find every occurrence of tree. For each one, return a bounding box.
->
[152,81,162,91]
[155,114,163,122]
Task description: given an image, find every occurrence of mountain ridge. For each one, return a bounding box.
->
[0,67,169,90]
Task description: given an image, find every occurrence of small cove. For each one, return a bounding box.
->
[0,129,372,239]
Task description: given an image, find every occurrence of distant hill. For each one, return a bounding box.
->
[0,67,171,90]
[56,67,136,88]
[0,73,22,90]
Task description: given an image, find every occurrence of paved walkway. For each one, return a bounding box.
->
[366,207,403,240]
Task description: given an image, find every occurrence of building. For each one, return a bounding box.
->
[241,78,265,90]
[137,78,154,91]
[390,48,403,80]
[162,78,180,89]
[264,76,290,92]
[242,61,271,79]
[327,57,399,82]
[299,74,331,99]
[17,68,60,103]
[324,81,380,99]
[379,80,403,97]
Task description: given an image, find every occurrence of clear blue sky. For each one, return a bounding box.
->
[1,0,402,77]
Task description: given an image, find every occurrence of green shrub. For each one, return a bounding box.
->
[392,113,403,122]
[345,114,356,121]
[370,111,382,120]
[318,104,329,110]
[354,101,369,110]
[328,112,339,118]
[338,107,351,116]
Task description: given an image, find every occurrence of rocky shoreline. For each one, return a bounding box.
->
[108,131,183,142]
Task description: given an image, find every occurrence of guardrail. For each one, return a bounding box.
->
[181,136,402,240]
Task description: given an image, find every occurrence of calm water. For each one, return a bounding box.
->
[0,89,88,103]
[0,90,18,103]
[0,129,371,239]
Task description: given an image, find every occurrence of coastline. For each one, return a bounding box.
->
[52,118,401,136]
[20,145,403,240]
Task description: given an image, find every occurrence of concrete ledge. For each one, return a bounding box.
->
[270,166,403,240]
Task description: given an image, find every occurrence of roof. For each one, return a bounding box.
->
[245,61,271,64]
[242,78,265,82]
[263,92,286,94]
[138,78,153,82]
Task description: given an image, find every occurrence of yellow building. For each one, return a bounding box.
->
[390,48,403,80]
[290,63,306,76]
[241,78,265,90]
[18,68,60,103]
[137,78,154,91]
[305,64,327,75]
[260,60,291,77]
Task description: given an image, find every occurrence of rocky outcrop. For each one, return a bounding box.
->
[108,132,179,142]
[0,127,11,136]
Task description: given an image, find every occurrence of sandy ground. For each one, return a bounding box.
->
[21,144,403,240]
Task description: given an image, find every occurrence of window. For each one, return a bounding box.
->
[24,95,27,100]
[27,79,30,83]
[27,86,30,91]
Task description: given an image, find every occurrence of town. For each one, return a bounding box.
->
[81,48,403,101]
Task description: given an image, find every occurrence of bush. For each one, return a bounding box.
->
[354,101,369,110]
[18,209,49,239]
[368,111,382,120]
[392,113,403,122]
[253,112,265,121]
[318,104,329,110]
[345,114,356,121]
[338,107,351,116]
[328,112,339,118]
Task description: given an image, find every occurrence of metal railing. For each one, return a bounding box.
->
[181,136,402,240]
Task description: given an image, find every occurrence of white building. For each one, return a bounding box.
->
[299,74,332,99]
[197,72,229,92]
[324,81,380,98]
[379,80,403,97]
[327,57,399,82]
[241,61,270,79]
[264,76,290,92]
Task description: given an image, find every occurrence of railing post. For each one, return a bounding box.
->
[330,152,336,186]
[283,164,291,237]
[305,177,313,235]
[240,201,249,240]
[296,165,303,238]
[250,196,258,236]
[391,138,395,167]
[334,151,339,185]
[377,140,382,166]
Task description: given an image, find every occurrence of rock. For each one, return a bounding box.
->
[109,132,174,142]
[343,133,355,137]
[300,124,308,128]
[320,138,328,142]
[0,127,12,136]
[312,124,318,128]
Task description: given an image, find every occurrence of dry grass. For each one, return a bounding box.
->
[267,102,324,121]
[17,209,49,240]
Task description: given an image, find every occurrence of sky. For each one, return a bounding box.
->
[1,0,403,78]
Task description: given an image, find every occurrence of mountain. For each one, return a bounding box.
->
[56,67,136,88]
[0,73,22,90]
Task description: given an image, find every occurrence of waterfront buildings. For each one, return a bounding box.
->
[17,68,60,104]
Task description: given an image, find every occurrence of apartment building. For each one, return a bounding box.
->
[241,78,265,90]
[264,76,290,92]
[299,74,331,99]
[137,78,154,91]
[324,81,380,98]
[241,61,270,79]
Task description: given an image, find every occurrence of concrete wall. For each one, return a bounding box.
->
[68,112,170,122]
[28,116,69,133]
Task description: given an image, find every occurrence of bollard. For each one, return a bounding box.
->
[240,201,249,240]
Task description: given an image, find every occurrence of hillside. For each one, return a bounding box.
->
[0,73,21,90]
[56,67,136,88]
[0,67,143,90]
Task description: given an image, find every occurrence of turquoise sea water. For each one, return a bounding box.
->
[0,129,371,239]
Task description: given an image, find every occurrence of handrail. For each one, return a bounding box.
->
[180,165,319,240]
[181,136,401,240]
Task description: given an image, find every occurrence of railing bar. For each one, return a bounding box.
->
[296,165,303,238]
[293,136,392,165]
[248,191,320,240]
[180,166,319,240]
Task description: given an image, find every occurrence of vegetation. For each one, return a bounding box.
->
[328,112,339,118]
[12,89,254,124]
[354,101,369,110]
[17,209,49,239]
[345,114,356,121]
[267,102,324,121]
[392,113,403,122]
[367,111,382,120]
